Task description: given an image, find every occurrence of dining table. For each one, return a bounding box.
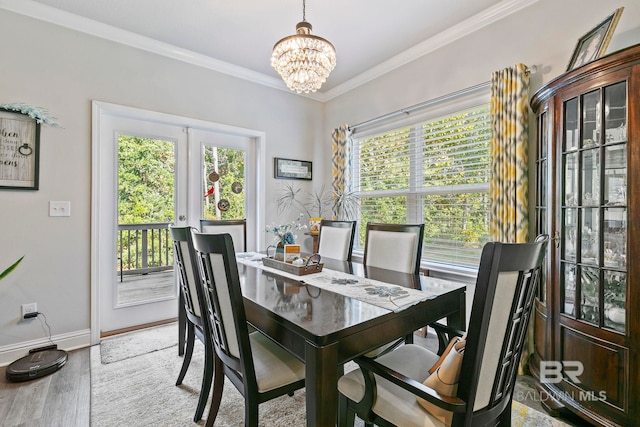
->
[179,253,467,427]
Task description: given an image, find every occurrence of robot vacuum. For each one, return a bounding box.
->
[6,347,68,382]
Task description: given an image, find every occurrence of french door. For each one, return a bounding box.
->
[92,102,264,341]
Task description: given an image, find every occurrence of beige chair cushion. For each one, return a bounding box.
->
[250,331,305,393]
[338,344,445,427]
[366,230,418,273]
[318,226,352,260]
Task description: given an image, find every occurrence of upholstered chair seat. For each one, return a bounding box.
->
[249,331,305,393]
[339,345,443,427]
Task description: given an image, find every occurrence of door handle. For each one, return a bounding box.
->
[178,215,186,221]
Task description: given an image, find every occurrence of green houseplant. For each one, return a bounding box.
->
[276,183,360,224]
[0,256,24,281]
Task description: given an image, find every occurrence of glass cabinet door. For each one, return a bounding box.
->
[559,82,628,333]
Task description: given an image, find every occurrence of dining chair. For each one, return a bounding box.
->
[337,235,549,427]
[190,231,306,427]
[362,222,425,357]
[200,218,247,252]
[363,223,425,275]
[317,219,357,261]
[169,226,213,422]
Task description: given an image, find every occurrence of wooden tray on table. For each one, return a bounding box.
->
[262,254,323,276]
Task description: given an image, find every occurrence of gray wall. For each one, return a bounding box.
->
[1,0,639,363]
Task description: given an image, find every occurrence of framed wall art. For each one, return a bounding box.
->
[566,7,624,71]
[274,157,312,180]
[0,109,40,190]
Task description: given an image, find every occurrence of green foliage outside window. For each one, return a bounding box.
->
[355,106,491,268]
[202,146,246,220]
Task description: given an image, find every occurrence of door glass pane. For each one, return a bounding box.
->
[117,135,176,305]
[604,270,626,332]
[564,208,577,261]
[604,145,626,206]
[562,263,576,316]
[604,82,627,143]
[604,208,626,268]
[581,266,600,324]
[580,208,599,265]
[202,145,246,220]
[565,152,578,206]
[581,148,600,206]
[582,90,600,147]
[565,98,579,151]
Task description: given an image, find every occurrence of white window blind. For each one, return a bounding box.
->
[352,104,491,268]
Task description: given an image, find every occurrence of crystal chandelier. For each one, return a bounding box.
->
[271,0,336,94]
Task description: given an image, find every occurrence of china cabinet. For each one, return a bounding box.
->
[530,44,640,427]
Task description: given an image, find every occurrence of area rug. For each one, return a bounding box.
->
[99,323,178,364]
[91,324,570,426]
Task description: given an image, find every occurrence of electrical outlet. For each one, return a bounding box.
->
[21,303,37,318]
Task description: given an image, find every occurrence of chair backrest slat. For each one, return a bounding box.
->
[170,226,206,322]
[191,231,255,378]
[457,236,548,424]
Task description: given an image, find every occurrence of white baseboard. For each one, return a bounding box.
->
[0,329,92,367]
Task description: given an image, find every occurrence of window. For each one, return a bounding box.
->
[352,104,491,269]
[202,145,246,220]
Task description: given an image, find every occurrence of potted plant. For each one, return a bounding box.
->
[276,183,360,234]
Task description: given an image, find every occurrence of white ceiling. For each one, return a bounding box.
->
[10,0,539,99]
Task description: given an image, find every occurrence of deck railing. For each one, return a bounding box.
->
[117,222,174,280]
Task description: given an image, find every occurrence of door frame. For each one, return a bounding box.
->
[90,101,266,345]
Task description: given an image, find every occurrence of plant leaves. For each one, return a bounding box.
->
[0,256,24,281]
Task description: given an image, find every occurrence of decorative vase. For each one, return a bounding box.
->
[309,217,323,235]
[274,242,285,261]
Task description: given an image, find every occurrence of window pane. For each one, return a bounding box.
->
[358,128,410,191]
[422,193,489,267]
[357,196,407,247]
[202,146,246,220]
[353,104,490,269]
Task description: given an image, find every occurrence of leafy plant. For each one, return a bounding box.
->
[0,256,24,281]
[276,183,360,220]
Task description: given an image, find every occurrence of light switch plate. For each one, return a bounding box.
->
[49,201,71,217]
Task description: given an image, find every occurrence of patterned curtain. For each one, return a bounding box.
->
[331,124,351,219]
[490,63,532,374]
[490,63,530,243]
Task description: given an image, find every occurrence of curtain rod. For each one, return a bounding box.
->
[349,64,536,134]
[349,81,490,133]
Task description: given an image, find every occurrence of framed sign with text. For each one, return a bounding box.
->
[0,109,40,190]
[274,157,312,180]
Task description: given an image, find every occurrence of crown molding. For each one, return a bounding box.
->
[318,0,540,101]
[1,0,539,103]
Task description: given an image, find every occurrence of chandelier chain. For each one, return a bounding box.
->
[302,0,306,22]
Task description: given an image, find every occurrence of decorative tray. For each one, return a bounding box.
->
[262,255,324,276]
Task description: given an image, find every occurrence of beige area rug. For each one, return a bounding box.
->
[91,324,570,426]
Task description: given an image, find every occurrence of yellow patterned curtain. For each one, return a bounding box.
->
[331,124,351,218]
[490,63,532,375]
[490,63,530,243]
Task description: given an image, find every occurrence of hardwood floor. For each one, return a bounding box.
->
[0,348,90,427]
